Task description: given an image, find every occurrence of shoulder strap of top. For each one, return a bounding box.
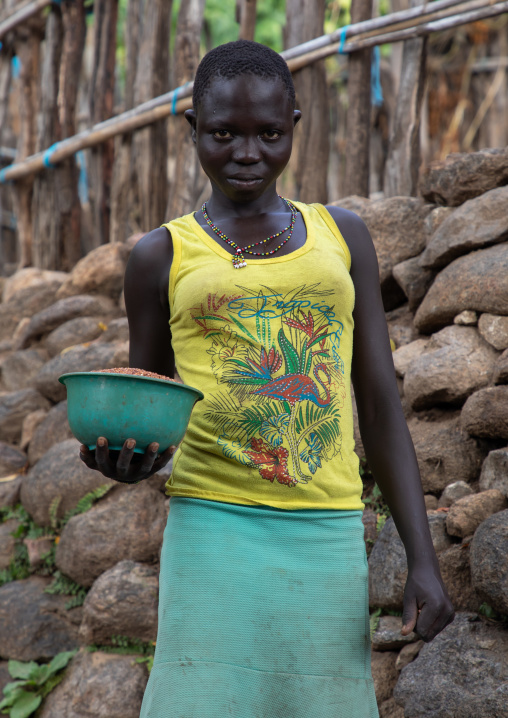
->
[161,219,184,315]
[307,203,352,272]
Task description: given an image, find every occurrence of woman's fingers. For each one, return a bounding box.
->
[416,602,455,643]
[138,442,160,475]
[401,595,418,636]
[79,444,97,470]
[95,437,115,477]
[152,445,176,473]
[116,438,137,479]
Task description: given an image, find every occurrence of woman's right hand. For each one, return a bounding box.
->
[79,437,176,484]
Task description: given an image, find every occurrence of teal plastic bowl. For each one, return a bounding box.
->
[59,371,204,454]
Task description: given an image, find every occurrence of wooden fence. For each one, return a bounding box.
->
[0,0,507,271]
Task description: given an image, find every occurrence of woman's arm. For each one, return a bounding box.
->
[327,205,454,642]
[79,227,176,483]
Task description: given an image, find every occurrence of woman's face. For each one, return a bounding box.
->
[186,74,301,203]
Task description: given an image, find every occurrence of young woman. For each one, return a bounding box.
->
[81,40,454,718]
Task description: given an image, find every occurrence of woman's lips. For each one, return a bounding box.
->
[227,176,264,188]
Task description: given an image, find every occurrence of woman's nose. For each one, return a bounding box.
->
[232,136,261,163]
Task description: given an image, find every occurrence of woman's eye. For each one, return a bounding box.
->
[213,130,232,139]
[261,130,281,140]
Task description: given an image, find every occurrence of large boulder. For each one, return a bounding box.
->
[403,326,497,410]
[479,447,508,497]
[45,316,106,357]
[0,389,50,444]
[0,284,63,346]
[0,518,19,570]
[461,386,508,440]
[0,475,22,508]
[420,186,508,269]
[56,483,167,587]
[445,489,507,538]
[16,294,117,350]
[38,651,147,718]
[34,342,119,402]
[2,267,68,304]
[0,576,79,661]
[394,613,508,718]
[437,544,481,612]
[56,243,130,301]
[478,313,508,351]
[470,509,508,615]
[438,480,473,508]
[20,439,116,527]
[419,147,508,206]
[494,348,508,385]
[392,338,429,378]
[371,615,417,652]
[0,441,28,476]
[371,650,399,705]
[0,348,48,391]
[386,304,419,349]
[79,560,159,645]
[407,412,487,493]
[392,256,436,312]
[27,401,73,465]
[414,243,508,334]
[368,513,453,610]
[333,196,433,309]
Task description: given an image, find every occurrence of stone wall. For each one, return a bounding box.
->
[0,149,507,716]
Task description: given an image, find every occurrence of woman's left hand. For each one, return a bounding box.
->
[401,562,455,642]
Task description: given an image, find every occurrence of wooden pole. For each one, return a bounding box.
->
[1,0,507,186]
[87,0,118,249]
[131,0,171,232]
[238,0,257,42]
[344,0,373,198]
[11,24,41,267]
[384,0,428,197]
[285,0,329,203]
[110,0,142,243]
[0,0,51,40]
[166,0,206,220]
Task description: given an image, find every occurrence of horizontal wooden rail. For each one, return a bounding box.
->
[0,0,53,41]
[0,0,507,184]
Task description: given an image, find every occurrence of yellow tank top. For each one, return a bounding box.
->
[162,201,363,510]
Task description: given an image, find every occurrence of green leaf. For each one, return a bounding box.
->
[10,691,42,718]
[7,662,38,681]
[0,684,25,710]
[46,650,77,678]
[278,328,299,374]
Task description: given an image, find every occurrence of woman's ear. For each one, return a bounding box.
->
[293,110,302,127]
[184,109,197,143]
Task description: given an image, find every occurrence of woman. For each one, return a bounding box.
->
[81,40,454,718]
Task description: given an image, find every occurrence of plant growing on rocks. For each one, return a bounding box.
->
[0,651,77,718]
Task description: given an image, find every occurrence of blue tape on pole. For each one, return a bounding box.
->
[11,56,21,79]
[0,168,8,184]
[76,150,89,204]
[43,142,60,169]
[371,46,384,107]
[171,87,180,115]
[338,25,349,54]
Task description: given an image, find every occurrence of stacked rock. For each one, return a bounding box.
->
[0,149,507,716]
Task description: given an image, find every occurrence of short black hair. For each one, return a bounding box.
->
[193,40,295,111]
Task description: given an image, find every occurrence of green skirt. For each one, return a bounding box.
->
[140,498,378,718]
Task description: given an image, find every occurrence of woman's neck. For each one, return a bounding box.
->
[205,186,283,220]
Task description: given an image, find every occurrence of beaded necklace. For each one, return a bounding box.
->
[201,196,298,269]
